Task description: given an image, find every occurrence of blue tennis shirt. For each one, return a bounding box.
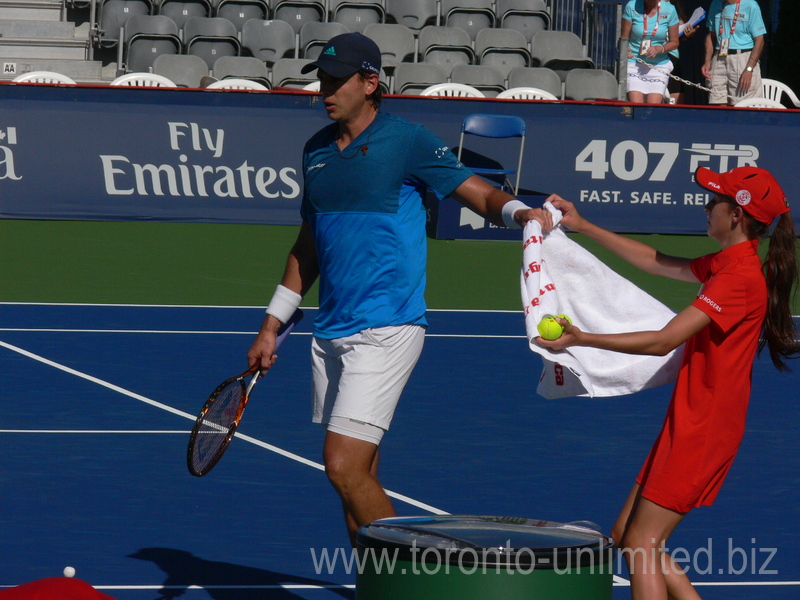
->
[301,111,473,339]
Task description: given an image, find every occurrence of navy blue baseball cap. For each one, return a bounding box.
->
[301,32,381,78]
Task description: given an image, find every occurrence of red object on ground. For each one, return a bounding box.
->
[0,578,117,600]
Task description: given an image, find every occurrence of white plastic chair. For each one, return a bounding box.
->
[496,86,558,100]
[733,97,786,109]
[760,78,800,108]
[205,78,269,90]
[419,83,485,97]
[302,80,320,91]
[110,73,177,87]
[12,71,76,84]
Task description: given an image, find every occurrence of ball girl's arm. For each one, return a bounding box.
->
[538,306,711,355]
[547,195,699,283]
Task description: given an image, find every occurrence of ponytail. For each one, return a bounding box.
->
[758,213,800,371]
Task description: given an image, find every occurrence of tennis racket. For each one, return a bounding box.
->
[187,309,303,477]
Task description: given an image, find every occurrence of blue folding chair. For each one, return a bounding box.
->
[456,113,526,194]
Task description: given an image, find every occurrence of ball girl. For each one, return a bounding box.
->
[539,166,799,600]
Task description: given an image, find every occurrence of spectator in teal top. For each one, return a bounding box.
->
[621,0,680,103]
[702,0,766,105]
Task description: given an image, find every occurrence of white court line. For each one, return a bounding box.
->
[0,301,521,313]
[0,328,527,339]
[0,339,448,516]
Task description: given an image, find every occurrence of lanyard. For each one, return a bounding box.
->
[719,0,742,38]
[643,0,662,39]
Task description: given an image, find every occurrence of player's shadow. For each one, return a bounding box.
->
[129,548,354,600]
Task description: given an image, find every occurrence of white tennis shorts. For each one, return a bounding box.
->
[311,325,425,444]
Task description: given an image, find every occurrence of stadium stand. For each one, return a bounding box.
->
[1,0,624,97]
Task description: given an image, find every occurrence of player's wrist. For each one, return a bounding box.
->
[266,284,302,324]
[501,200,532,228]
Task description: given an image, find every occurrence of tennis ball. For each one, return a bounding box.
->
[63,566,76,578]
[537,315,564,340]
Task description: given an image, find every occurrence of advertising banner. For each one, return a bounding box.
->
[1,84,797,236]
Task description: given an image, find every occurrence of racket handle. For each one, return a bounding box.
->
[275,309,303,351]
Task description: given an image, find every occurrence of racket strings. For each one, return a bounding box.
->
[191,381,245,473]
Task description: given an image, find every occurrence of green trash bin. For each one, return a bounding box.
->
[356,516,615,600]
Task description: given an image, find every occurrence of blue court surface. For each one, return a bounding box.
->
[0,303,798,600]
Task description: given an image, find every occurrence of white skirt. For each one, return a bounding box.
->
[627,59,673,96]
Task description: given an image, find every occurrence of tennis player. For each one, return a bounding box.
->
[247,32,553,545]
[538,167,799,600]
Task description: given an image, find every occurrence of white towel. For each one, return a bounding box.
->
[521,203,684,399]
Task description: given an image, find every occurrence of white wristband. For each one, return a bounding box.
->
[266,284,302,324]
[501,200,531,229]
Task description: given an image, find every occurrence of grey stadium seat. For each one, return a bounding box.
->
[495,0,550,43]
[272,0,326,34]
[418,25,475,77]
[363,23,416,70]
[157,0,211,31]
[564,68,619,101]
[242,19,296,66]
[529,30,594,80]
[440,0,494,41]
[214,0,269,32]
[474,27,531,80]
[450,64,505,97]
[329,0,386,34]
[385,0,437,32]
[212,55,271,86]
[271,57,316,88]
[97,0,153,47]
[507,66,562,98]
[392,62,446,94]
[153,53,210,86]
[121,14,182,73]
[183,16,242,69]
